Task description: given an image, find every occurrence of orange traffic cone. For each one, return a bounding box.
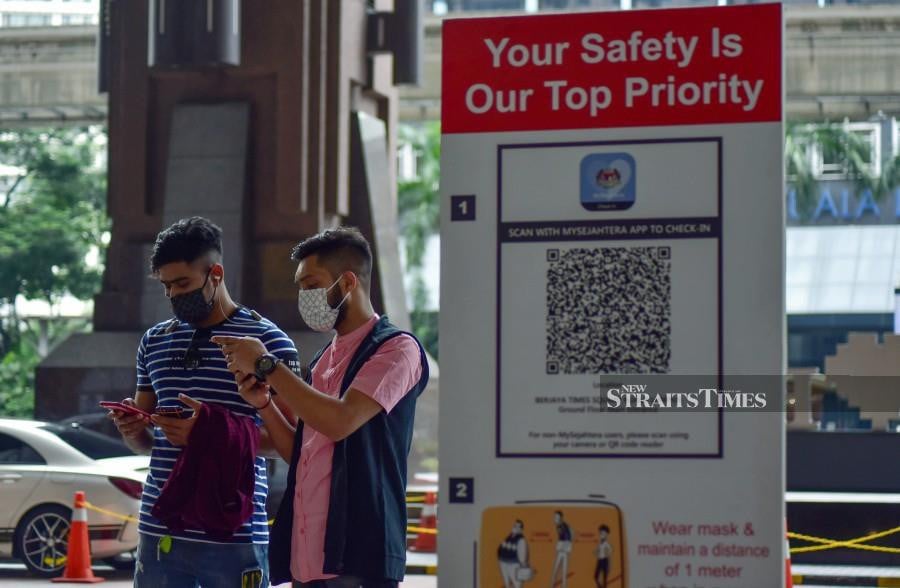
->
[785,520,793,588]
[411,491,437,552]
[53,491,104,583]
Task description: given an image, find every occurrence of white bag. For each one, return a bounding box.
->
[516,566,535,581]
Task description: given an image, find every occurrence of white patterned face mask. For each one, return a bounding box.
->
[297,277,350,333]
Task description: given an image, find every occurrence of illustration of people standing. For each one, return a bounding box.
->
[498,519,531,588]
[549,511,572,588]
[594,524,613,588]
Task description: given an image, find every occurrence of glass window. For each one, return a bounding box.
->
[851,285,891,312]
[815,284,853,312]
[786,285,811,314]
[822,257,858,284]
[3,13,53,26]
[787,333,809,361]
[62,14,94,25]
[786,258,815,286]
[40,424,131,460]
[819,141,845,177]
[786,228,818,257]
[859,226,896,255]
[0,432,46,465]
[856,257,892,282]
[816,123,880,178]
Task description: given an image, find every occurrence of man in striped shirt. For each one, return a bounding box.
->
[109,217,300,587]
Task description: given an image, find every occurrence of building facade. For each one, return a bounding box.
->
[0,0,97,27]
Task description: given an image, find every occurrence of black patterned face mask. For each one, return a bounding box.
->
[170,269,217,325]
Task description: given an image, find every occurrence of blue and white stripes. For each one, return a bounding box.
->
[135,307,298,544]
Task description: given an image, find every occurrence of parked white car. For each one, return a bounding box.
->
[0,418,148,577]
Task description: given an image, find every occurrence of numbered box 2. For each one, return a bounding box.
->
[450,195,476,221]
[448,477,474,503]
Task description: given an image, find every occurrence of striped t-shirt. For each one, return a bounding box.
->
[135,306,299,544]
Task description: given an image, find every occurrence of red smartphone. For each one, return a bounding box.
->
[154,406,185,418]
[99,401,151,419]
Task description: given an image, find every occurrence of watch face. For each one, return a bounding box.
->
[259,357,274,371]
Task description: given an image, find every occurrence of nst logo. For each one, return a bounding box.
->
[580,152,636,211]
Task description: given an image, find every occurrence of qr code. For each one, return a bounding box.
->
[546,246,671,374]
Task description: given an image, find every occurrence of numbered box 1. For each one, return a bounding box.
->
[448,477,474,503]
[450,195,476,221]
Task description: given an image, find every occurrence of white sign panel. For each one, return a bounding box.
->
[440,4,785,588]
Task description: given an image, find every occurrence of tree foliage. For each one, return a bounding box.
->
[398,122,441,358]
[0,127,107,309]
[0,127,107,416]
[785,123,896,215]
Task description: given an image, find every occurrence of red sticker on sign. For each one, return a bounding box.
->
[441,4,782,134]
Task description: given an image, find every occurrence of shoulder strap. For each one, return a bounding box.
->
[306,342,332,384]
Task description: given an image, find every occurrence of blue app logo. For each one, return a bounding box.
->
[580,153,636,211]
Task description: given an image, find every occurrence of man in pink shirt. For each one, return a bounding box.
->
[213,227,428,587]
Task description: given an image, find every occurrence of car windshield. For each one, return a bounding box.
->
[40,424,132,460]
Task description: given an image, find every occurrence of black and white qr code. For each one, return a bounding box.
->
[546,246,671,374]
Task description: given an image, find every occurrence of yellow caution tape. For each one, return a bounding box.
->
[82,501,140,524]
[82,502,439,538]
[789,526,900,555]
[75,500,900,559]
[407,526,438,535]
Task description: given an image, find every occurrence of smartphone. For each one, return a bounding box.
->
[99,401,151,419]
[154,406,186,418]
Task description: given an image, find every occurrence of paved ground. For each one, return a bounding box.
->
[0,562,437,587]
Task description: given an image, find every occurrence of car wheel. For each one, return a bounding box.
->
[15,504,71,578]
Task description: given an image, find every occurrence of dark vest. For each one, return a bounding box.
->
[269,316,429,584]
[497,533,523,563]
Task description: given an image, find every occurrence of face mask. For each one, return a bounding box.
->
[297,277,351,333]
[170,269,218,325]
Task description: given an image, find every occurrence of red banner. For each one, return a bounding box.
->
[441,4,782,134]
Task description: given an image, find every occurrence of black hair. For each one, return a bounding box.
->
[599,525,610,533]
[515,519,524,528]
[150,217,223,272]
[290,227,373,287]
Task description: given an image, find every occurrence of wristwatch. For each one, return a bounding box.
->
[254,353,282,381]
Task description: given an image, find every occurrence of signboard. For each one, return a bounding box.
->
[787,184,900,225]
[439,4,785,587]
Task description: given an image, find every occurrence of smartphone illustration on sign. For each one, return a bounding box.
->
[580,153,636,211]
[480,500,627,587]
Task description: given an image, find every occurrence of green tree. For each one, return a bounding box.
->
[0,339,39,417]
[0,126,107,417]
[398,122,440,358]
[786,123,880,215]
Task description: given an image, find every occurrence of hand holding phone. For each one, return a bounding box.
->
[100,401,151,419]
[102,399,151,442]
